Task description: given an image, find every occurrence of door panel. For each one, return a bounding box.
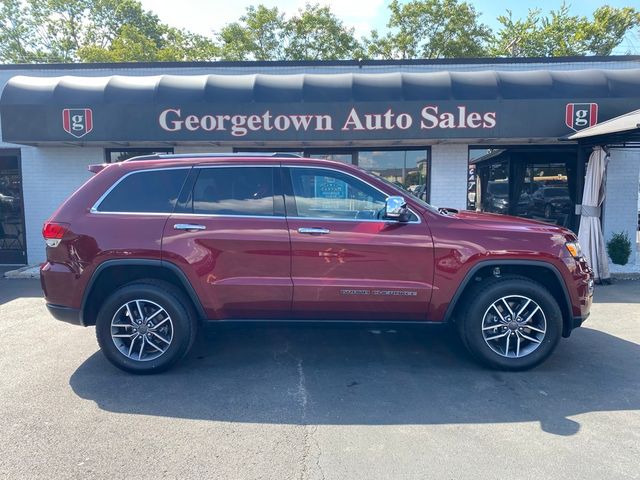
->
[162,165,292,320]
[285,167,434,320]
[163,216,292,319]
[287,219,434,320]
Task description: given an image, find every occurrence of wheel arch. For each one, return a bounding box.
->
[80,259,206,326]
[444,260,574,338]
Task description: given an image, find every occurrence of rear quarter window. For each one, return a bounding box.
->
[96,168,189,213]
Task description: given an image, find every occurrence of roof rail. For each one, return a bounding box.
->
[125,152,302,162]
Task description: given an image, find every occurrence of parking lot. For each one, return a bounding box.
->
[0,276,639,480]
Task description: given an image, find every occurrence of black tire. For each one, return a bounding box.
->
[95,280,198,374]
[458,276,562,371]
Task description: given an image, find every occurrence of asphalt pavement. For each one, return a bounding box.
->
[0,276,639,479]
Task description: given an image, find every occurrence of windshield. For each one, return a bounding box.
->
[360,168,440,214]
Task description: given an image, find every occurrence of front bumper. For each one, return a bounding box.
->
[46,303,83,326]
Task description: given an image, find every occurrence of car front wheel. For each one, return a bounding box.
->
[459,276,562,370]
[95,280,197,374]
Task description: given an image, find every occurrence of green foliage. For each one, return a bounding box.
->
[283,4,359,61]
[0,0,218,63]
[491,2,640,57]
[365,0,492,59]
[1,0,639,63]
[217,3,359,61]
[218,5,286,61]
[607,231,632,265]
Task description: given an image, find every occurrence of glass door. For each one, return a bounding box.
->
[0,152,26,264]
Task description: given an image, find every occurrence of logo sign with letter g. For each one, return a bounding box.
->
[565,103,598,131]
[62,108,93,138]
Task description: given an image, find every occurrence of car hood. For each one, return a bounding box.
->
[446,209,572,235]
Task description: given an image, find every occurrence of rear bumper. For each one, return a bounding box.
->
[46,303,83,326]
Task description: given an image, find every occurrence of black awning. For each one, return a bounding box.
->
[2,69,640,144]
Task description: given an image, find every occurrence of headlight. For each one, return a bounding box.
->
[565,241,583,258]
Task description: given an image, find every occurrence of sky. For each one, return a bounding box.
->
[138,0,640,54]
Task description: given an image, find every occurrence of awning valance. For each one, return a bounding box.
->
[2,69,640,144]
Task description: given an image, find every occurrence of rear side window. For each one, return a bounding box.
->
[187,167,275,216]
[96,169,189,213]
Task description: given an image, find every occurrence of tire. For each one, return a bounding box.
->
[458,276,562,371]
[95,280,198,374]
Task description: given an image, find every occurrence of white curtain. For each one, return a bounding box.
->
[577,146,610,282]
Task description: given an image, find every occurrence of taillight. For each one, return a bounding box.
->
[42,222,69,247]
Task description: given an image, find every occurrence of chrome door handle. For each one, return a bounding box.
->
[298,227,330,235]
[174,223,206,231]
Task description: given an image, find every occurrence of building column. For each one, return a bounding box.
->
[429,144,468,210]
[603,148,640,265]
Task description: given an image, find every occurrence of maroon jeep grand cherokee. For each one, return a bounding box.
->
[41,154,593,373]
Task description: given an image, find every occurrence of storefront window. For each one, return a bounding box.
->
[106,148,173,163]
[0,153,26,264]
[478,162,509,215]
[307,152,355,164]
[471,147,577,229]
[357,149,430,202]
[516,163,571,225]
[230,148,431,202]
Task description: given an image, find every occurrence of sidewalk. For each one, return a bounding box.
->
[3,264,41,279]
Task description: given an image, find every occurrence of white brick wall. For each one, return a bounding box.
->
[603,148,640,265]
[429,144,468,210]
[20,147,102,263]
[173,146,232,154]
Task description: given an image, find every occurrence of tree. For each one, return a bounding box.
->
[217,3,360,61]
[0,0,219,63]
[365,0,492,59]
[283,4,360,61]
[218,5,287,61]
[492,3,640,57]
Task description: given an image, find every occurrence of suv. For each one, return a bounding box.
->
[41,154,594,373]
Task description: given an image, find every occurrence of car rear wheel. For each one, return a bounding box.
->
[95,280,197,374]
[459,276,562,370]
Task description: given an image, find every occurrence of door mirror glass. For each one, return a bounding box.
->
[385,196,409,222]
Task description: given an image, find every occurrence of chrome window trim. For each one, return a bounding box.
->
[287,165,422,224]
[194,164,277,169]
[90,163,423,224]
[90,166,192,214]
[170,213,285,220]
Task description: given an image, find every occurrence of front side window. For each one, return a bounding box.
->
[96,168,188,213]
[289,168,387,220]
[188,167,275,216]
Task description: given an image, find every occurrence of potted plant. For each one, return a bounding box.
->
[607,231,632,265]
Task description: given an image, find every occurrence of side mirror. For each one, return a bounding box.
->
[385,196,410,222]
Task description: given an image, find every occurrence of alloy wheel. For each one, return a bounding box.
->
[110,299,174,362]
[481,295,547,358]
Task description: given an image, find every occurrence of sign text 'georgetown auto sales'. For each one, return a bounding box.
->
[158,105,497,137]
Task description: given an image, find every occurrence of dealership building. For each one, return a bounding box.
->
[0,56,639,266]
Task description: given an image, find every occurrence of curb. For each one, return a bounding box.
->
[610,272,640,281]
[3,265,41,279]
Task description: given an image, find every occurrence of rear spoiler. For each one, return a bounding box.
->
[88,163,108,174]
